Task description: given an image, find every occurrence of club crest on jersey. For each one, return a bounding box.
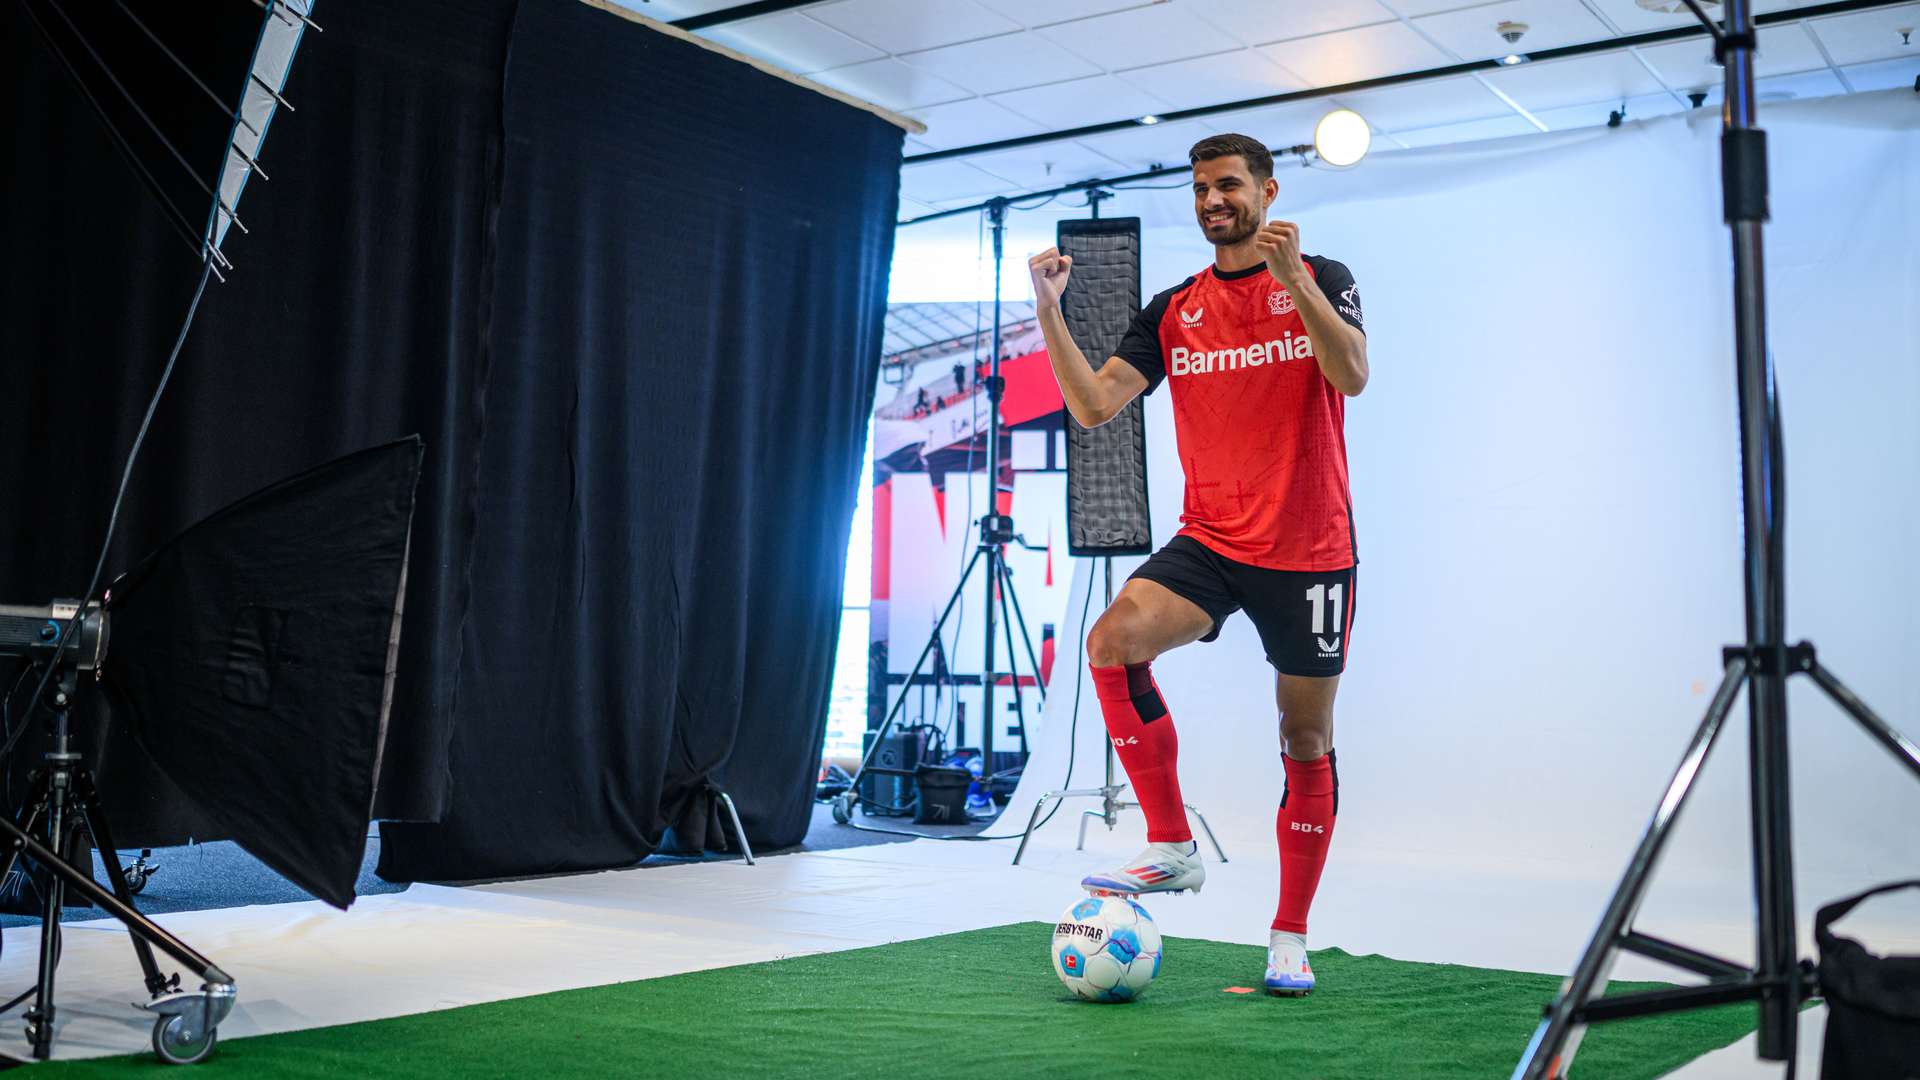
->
[1179,307,1204,328]
[1268,290,1295,317]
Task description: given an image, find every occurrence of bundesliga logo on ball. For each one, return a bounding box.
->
[1051,895,1163,1002]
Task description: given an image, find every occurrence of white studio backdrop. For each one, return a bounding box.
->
[969,89,1920,948]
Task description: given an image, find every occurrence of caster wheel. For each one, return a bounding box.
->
[830,791,854,824]
[152,1013,217,1065]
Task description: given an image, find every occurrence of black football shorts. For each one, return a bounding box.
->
[1128,535,1357,678]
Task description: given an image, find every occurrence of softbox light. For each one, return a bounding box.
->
[101,437,422,909]
[1059,217,1152,556]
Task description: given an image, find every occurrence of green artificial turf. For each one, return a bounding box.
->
[34,923,1760,1078]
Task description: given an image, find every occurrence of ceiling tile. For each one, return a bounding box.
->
[1481,50,1667,112]
[1754,66,1849,100]
[1195,100,1333,148]
[974,0,1153,27]
[901,31,1103,95]
[906,98,1048,150]
[1582,0,1802,36]
[1114,49,1309,109]
[989,74,1175,129]
[1388,112,1537,148]
[1636,24,1828,89]
[1530,89,1686,130]
[812,58,975,111]
[1837,54,1920,91]
[1259,21,1457,87]
[1413,0,1616,61]
[1808,3,1920,66]
[1074,117,1217,170]
[1689,66,1850,107]
[961,140,1131,187]
[808,0,1021,53]
[1383,0,1508,16]
[1180,0,1398,47]
[1036,3,1244,69]
[1329,74,1514,131]
[900,160,1020,203]
[697,12,884,75]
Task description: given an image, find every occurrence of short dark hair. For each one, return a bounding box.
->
[1188,133,1273,183]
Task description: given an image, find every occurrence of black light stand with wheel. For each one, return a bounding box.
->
[1512,1,1920,1075]
[0,608,235,1064]
[833,198,1043,826]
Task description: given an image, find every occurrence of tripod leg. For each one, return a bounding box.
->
[71,774,170,993]
[1011,792,1059,866]
[995,558,1031,758]
[27,780,72,1060]
[849,546,988,789]
[1806,661,1920,781]
[1514,657,1749,1080]
[998,557,1046,704]
[1185,804,1230,864]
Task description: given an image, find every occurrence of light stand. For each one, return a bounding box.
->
[1011,559,1228,865]
[0,611,234,1064]
[1512,1,1920,1075]
[833,198,1043,825]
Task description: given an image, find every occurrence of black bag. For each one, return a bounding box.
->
[1818,880,1920,1080]
[912,765,971,825]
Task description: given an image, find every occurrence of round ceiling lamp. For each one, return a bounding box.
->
[1313,108,1372,168]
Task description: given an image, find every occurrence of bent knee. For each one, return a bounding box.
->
[1086,609,1157,668]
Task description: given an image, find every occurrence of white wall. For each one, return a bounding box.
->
[970,89,1920,933]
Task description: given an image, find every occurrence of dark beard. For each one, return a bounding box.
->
[1201,209,1257,246]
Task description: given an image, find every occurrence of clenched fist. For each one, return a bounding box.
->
[1253,221,1305,287]
[1029,247,1073,310]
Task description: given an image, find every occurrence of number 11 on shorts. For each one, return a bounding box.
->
[1306,583,1344,636]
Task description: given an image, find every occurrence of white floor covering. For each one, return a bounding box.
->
[2,823,1902,1075]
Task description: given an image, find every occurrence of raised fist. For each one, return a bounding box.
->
[1253,221,1303,285]
[1029,247,1073,309]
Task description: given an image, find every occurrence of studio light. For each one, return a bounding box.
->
[1313,108,1372,168]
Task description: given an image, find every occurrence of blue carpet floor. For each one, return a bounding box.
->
[0,799,991,927]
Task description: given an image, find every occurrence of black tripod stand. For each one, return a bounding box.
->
[835,198,1045,822]
[1513,2,1920,1075]
[0,652,235,1064]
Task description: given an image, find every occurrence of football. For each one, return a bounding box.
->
[1050,895,1163,1002]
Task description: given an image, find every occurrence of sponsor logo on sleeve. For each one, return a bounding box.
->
[1337,284,1363,327]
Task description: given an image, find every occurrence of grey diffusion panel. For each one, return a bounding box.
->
[1058,217,1151,557]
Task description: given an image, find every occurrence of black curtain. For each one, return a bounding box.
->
[379,0,899,879]
[1,0,898,884]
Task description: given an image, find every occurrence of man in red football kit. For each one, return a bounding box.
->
[1029,134,1368,995]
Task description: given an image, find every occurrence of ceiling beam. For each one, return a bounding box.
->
[670,0,817,32]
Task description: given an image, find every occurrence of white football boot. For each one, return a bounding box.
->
[1080,840,1205,896]
[1264,930,1315,995]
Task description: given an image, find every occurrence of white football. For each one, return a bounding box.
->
[1050,895,1163,1002]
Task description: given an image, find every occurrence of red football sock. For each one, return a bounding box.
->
[1090,662,1192,844]
[1273,750,1338,934]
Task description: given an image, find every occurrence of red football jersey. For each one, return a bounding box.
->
[1114,257,1364,571]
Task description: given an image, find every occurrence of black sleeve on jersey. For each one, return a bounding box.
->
[1112,279,1189,396]
[1305,255,1365,335]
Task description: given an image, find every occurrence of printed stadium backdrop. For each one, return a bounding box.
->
[865,303,1070,778]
